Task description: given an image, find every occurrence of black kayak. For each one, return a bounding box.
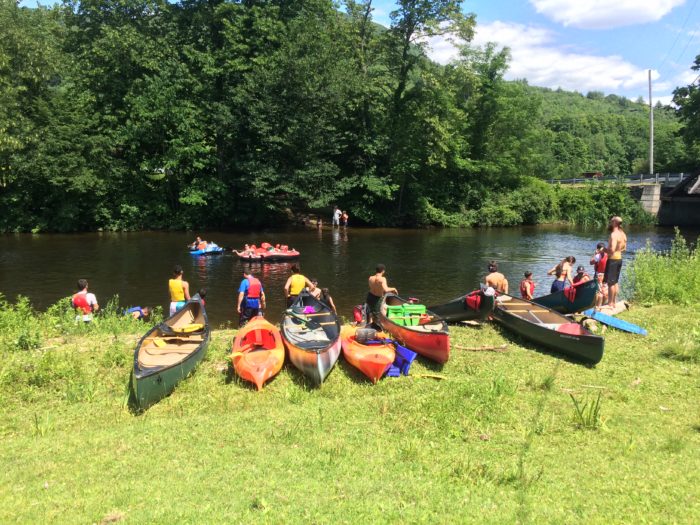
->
[493,295,604,365]
[428,290,495,322]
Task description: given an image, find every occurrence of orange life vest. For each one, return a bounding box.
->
[72,292,92,314]
[595,252,608,274]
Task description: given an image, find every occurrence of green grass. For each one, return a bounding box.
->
[1,305,699,523]
[630,228,700,305]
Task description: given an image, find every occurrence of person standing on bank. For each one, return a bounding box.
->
[604,216,627,308]
[284,264,313,307]
[168,265,190,316]
[366,264,398,325]
[237,270,266,326]
[72,279,99,322]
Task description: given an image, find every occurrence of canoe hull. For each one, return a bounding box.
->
[494,296,604,364]
[132,302,210,409]
[428,290,495,322]
[533,279,598,314]
[231,317,285,390]
[281,293,342,386]
[340,326,395,384]
[378,294,450,364]
[286,339,342,386]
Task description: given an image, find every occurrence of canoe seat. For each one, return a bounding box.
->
[556,323,586,336]
[241,328,277,350]
[139,344,199,368]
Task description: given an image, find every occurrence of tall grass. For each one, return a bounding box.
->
[0,294,162,352]
[630,228,700,304]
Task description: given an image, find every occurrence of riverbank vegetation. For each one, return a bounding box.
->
[630,228,700,305]
[1,303,698,522]
[1,0,691,231]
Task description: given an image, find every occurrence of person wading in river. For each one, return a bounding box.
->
[547,256,576,293]
[604,216,627,308]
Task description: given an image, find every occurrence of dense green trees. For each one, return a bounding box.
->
[0,0,693,231]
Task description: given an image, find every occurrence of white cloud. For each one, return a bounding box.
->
[529,0,686,30]
[424,21,659,94]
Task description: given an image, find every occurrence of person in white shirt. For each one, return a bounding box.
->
[332,206,342,226]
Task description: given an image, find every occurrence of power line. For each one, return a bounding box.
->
[676,23,700,66]
[657,0,699,73]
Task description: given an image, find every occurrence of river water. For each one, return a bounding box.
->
[0,226,694,327]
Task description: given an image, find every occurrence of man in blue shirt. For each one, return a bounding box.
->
[237,270,266,326]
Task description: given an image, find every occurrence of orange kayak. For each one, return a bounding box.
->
[340,326,395,384]
[231,316,284,390]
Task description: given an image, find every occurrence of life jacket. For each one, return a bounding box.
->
[595,252,608,274]
[246,276,262,299]
[197,242,207,250]
[289,274,306,295]
[126,306,143,318]
[564,285,577,303]
[169,278,185,301]
[261,242,271,249]
[573,273,590,284]
[72,292,92,314]
[465,290,482,311]
[519,279,535,298]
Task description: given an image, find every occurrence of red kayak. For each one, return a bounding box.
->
[377,293,450,364]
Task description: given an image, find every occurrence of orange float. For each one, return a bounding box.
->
[340,325,395,384]
[231,316,284,391]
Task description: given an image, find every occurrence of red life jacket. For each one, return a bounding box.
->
[72,292,92,314]
[465,291,482,311]
[246,276,262,299]
[595,252,608,274]
[519,279,535,298]
[573,273,590,284]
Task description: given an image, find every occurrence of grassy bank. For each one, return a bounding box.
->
[1,305,698,523]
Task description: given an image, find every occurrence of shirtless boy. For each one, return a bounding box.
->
[604,216,627,308]
[485,261,509,294]
[366,264,398,323]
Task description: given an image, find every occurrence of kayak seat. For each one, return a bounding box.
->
[556,323,586,336]
[241,328,276,350]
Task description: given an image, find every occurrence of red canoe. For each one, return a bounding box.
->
[377,294,450,364]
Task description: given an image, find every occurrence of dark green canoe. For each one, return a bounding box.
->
[428,290,495,322]
[132,301,210,409]
[493,295,604,365]
[533,279,598,314]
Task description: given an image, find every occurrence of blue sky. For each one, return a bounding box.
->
[19,0,700,103]
[371,0,700,103]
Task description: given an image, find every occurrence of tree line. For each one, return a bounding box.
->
[0,0,696,232]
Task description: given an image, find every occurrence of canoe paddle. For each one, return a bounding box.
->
[286,309,324,330]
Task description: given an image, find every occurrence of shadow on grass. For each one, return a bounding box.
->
[492,323,597,368]
[337,357,373,385]
[658,343,700,363]
[285,362,319,391]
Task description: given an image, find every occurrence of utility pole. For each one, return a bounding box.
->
[649,69,654,175]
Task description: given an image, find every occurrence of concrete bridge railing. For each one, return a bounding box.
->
[548,173,688,186]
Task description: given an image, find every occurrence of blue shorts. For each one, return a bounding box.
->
[550,280,567,294]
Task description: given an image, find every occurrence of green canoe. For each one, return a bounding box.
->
[493,295,604,365]
[427,289,495,322]
[533,279,598,314]
[132,301,210,409]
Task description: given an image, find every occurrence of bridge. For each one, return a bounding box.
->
[548,172,700,226]
[547,173,690,187]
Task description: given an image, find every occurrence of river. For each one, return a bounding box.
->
[0,225,695,326]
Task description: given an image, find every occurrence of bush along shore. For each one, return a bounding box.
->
[1,243,698,523]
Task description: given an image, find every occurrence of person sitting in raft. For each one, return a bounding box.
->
[168,265,191,316]
[547,256,576,293]
[190,236,208,251]
[367,264,398,325]
[72,279,99,322]
[573,265,591,285]
[238,271,265,326]
[519,271,535,301]
[284,264,313,307]
[484,261,509,294]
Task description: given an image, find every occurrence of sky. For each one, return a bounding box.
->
[18,0,700,104]
[370,0,700,104]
